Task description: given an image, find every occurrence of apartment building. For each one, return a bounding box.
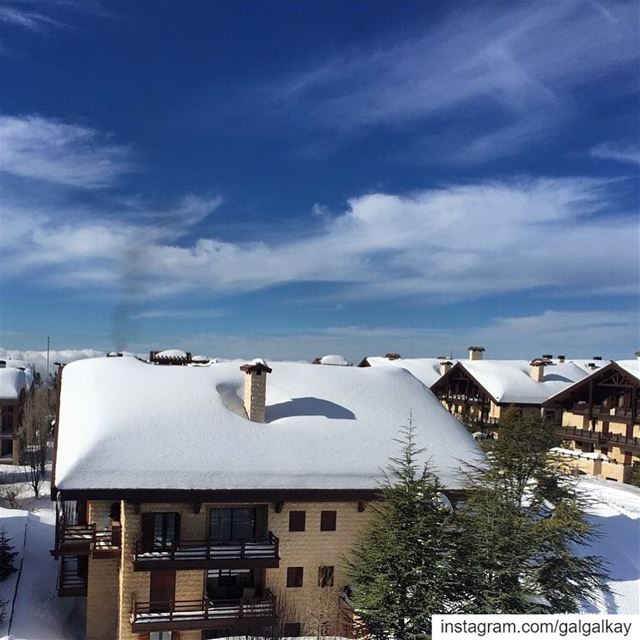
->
[51,352,480,640]
[0,359,32,464]
[544,358,640,483]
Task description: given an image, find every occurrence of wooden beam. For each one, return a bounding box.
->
[193,502,201,515]
[357,501,367,513]
[274,501,284,513]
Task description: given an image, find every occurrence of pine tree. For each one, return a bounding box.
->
[459,408,610,613]
[0,527,18,581]
[346,417,465,640]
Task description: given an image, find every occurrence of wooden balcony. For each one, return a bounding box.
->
[133,533,279,570]
[571,404,635,424]
[57,556,87,597]
[53,521,121,558]
[557,426,640,452]
[130,593,277,632]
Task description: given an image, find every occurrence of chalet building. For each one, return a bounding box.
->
[544,359,640,483]
[429,348,599,429]
[51,354,480,640]
[0,360,32,464]
[358,353,450,387]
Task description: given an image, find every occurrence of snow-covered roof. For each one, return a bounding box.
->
[454,359,598,404]
[55,356,481,493]
[365,356,449,387]
[0,367,29,401]
[1,359,35,390]
[617,359,640,382]
[318,354,349,366]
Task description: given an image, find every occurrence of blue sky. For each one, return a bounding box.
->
[0,0,638,361]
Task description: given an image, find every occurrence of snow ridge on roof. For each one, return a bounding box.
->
[365,356,448,387]
[55,356,481,492]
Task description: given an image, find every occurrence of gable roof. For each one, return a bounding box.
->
[432,359,597,405]
[544,360,640,406]
[54,356,481,494]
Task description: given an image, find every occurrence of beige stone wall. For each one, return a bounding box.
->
[265,501,373,635]
[555,454,635,483]
[562,412,588,429]
[87,556,119,640]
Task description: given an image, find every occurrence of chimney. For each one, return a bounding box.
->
[542,354,553,360]
[557,355,566,363]
[530,358,546,382]
[593,356,602,361]
[468,346,485,361]
[385,353,401,360]
[439,360,453,376]
[240,360,272,423]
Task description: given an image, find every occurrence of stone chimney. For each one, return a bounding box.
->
[439,360,453,376]
[529,358,547,382]
[557,355,566,363]
[240,360,272,423]
[468,346,485,361]
[385,353,401,360]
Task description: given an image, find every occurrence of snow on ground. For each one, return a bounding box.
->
[578,477,640,614]
[0,465,83,640]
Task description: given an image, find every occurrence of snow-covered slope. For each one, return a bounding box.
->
[55,356,481,492]
[365,356,448,387]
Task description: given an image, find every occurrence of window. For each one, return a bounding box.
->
[288,510,306,532]
[150,632,172,640]
[318,565,334,587]
[287,566,303,587]
[152,513,178,550]
[320,510,336,531]
[283,623,302,637]
[207,568,254,599]
[209,507,256,541]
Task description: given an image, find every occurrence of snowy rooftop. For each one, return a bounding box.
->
[54,356,481,492]
[457,359,599,404]
[365,356,449,387]
[317,354,349,366]
[0,367,29,401]
[617,359,640,382]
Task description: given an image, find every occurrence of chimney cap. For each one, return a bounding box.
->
[542,354,553,359]
[530,358,551,366]
[385,353,402,360]
[240,359,273,374]
[635,351,640,358]
[592,356,602,360]
[468,346,485,352]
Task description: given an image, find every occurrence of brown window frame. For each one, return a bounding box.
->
[287,566,304,588]
[320,510,337,531]
[288,510,306,532]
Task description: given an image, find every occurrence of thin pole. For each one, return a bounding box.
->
[46,336,50,379]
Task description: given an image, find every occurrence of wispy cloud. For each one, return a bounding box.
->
[0,115,132,188]
[258,1,637,163]
[131,309,226,321]
[2,172,637,304]
[590,141,640,166]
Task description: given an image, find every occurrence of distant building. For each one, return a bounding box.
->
[544,358,640,483]
[0,360,33,464]
[51,353,480,640]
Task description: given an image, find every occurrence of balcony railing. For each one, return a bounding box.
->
[57,556,87,597]
[571,404,635,423]
[557,426,640,451]
[131,593,277,632]
[133,533,279,570]
[54,521,121,557]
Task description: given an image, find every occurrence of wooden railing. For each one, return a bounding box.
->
[130,592,276,630]
[133,532,279,568]
[571,404,635,422]
[57,556,87,597]
[55,521,122,555]
[557,426,640,451]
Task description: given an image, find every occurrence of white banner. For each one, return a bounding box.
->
[432,614,639,640]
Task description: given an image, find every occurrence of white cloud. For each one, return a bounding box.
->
[1,176,637,305]
[262,1,637,162]
[131,309,225,320]
[0,347,106,375]
[0,115,131,188]
[590,142,640,166]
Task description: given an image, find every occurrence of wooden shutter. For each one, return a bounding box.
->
[140,513,154,552]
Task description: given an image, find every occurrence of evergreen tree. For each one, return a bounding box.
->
[459,408,610,613]
[0,527,18,581]
[346,417,465,640]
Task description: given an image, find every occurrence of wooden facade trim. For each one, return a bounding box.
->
[430,361,500,406]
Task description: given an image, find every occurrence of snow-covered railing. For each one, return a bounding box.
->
[55,521,122,556]
[130,591,276,631]
[132,532,279,569]
[556,426,640,451]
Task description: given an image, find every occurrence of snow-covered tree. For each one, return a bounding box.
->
[346,418,465,640]
[459,408,610,613]
[0,527,18,581]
